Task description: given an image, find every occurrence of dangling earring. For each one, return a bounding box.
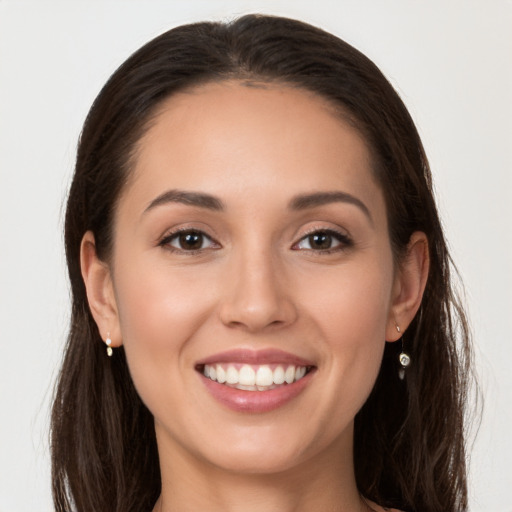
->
[105,333,113,357]
[396,324,410,380]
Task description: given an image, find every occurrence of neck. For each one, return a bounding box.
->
[154,423,370,512]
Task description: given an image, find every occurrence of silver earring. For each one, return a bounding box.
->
[105,334,113,357]
[396,324,410,380]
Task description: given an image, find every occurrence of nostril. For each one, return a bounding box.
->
[218,266,298,331]
[220,301,298,333]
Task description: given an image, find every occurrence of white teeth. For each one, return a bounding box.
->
[295,366,306,380]
[239,365,256,386]
[235,384,258,391]
[273,366,285,385]
[216,365,226,383]
[226,366,238,384]
[203,363,310,390]
[256,366,273,386]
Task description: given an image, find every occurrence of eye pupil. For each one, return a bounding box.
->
[179,232,203,250]
[309,232,332,249]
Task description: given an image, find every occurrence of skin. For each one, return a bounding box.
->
[81,82,429,512]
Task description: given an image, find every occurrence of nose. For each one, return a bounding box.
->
[218,248,298,333]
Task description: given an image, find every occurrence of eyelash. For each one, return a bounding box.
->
[158,228,352,255]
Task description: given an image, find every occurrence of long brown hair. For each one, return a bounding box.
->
[51,14,474,512]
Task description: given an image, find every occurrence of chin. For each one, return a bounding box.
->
[193,418,348,477]
[204,446,306,476]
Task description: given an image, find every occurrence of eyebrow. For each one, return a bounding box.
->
[144,189,224,213]
[289,191,372,222]
[143,188,372,222]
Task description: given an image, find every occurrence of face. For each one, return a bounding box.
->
[103,82,403,475]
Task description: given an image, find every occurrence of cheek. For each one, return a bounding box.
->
[297,279,390,441]
[302,256,393,339]
[111,262,217,406]
[114,252,216,338]
[299,257,394,391]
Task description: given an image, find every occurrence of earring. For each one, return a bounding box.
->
[396,324,411,380]
[105,334,113,357]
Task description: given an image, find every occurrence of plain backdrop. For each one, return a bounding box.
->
[0,1,511,511]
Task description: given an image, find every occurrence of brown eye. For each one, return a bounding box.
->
[178,232,204,250]
[162,230,216,251]
[308,232,333,250]
[294,229,351,252]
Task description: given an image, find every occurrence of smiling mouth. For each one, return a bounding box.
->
[198,363,314,391]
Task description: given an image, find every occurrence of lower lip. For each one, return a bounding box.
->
[200,370,315,413]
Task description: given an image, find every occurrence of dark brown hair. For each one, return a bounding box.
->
[51,14,474,512]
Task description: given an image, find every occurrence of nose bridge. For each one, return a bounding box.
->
[219,237,296,332]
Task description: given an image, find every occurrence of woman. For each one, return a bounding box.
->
[51,14,473,512]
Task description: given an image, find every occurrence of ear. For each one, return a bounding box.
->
[80,231,122,347]
[386,231,429,342]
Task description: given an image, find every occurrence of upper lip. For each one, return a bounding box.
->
[196,348,316,367]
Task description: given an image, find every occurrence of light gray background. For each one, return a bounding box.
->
[1,1,511,511]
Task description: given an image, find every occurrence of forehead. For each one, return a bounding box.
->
[122,81,383,218]
[141,81,363,160]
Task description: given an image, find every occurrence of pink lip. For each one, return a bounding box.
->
[196,349,317,414]
[196,348,315,367]
[200,370,315,413]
